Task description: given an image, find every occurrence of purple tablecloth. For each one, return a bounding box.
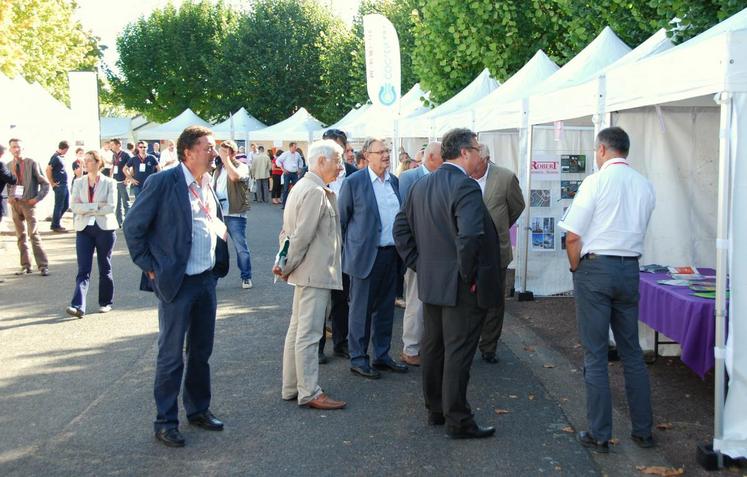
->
[638,269,718,379]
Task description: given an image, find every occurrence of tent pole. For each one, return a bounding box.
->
[518,98,534,300]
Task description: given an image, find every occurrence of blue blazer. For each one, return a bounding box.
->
[397,165,426,206]
[338,168,401,279]
[124,165,229,303]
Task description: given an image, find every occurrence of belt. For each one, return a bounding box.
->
[581,253,639,261]
[378,245,395,250]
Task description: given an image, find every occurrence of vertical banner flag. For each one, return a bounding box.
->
[363,14,401,111]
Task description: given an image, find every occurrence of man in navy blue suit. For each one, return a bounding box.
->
[124,125,229,448]
[338,137,408,379]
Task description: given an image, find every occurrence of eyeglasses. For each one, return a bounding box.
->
[368,148,390,155]
[138,146,147,149]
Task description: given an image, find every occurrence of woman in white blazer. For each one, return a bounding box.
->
[66,150,118,318]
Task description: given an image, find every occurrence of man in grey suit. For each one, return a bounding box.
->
[471,144,525,363]
[397,141,442,366]
[394,128,502,439]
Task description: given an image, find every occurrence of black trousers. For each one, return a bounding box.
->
[478,267,507,354]
[319,272,350,353]
[422,278,486,429]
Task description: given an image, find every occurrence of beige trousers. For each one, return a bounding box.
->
[10,200,48,269]
[282,285,331,405]
[402,268,423,356]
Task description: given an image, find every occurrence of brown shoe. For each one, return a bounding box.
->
[304,393,346,410]
[400,352,421,366]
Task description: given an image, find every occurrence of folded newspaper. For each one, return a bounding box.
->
[273,238,289,284]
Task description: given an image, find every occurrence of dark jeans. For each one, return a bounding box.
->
[281,172,298,207]
[154,270,217,431]
[115,182,130,226]
[347,247,397,368]
[319,272,350,353]
[422,278,486,430]
[271,175,282,199]
[225,215,252,280]
[478,267,507,354]
[131,185,142,201]
[70,223,116,313]
[573,255,652,442]
[51,184,69,229]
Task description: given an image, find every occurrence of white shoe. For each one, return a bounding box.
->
[242,279,253,289]
[99,305,112,313]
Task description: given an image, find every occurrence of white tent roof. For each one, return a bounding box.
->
[136,108,212,140]
[399,83,433,119]
[100,117,132,139]
[251,107,325,142]
[400,69,499,137]
[212,107,267,140]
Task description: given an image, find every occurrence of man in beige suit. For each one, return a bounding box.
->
[250,146,271,203]
[472,144,525,363]
[273,139,346,410]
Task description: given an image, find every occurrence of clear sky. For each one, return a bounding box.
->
[74,0,361,71]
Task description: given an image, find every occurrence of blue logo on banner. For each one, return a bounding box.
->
[378,84,397,106]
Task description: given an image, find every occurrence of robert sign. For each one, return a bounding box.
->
[531,155,560,180]
[363,14,401,111]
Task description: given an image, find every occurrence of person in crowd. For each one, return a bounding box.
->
[46,140,70,232]
[355,151,367,170]
[100,141,114,177]
[393,128,501,439]
[246,143,257,169]
[236,145,248,165]
[124,140,159,199]
[7,138,50,276]
[159,140,178,170]
[323,129,357,178]
[396,154,412,177]
[126,143,135,155]
[558,127,656,453]
[344,143,356,167]
[276,142,304,209]
[250,145,271,203]
[72,148,86,185]
[396,141,442,366]
[270,149,284,204]
[124,126,229,448]
[470,144,525,364]
[65,150,118,318]
[109,139,131,227]
[317,129,355,364]
[339,137,407,379]
[274,139,346,410]
[215,140,253,289]
[151,142,161,160]
[0,144,16,224]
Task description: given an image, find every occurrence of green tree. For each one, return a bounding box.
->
[0,0,100,104]
[109,0,239,123]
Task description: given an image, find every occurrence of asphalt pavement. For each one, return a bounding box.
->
[0,201,606,476]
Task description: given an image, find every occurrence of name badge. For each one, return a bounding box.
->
[113,166,119,175]
[139,163,146,173]
[13,185,24,198]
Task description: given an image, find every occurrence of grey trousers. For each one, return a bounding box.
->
[573,255,652,442]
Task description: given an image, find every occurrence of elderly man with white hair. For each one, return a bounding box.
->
[273,139,346,410]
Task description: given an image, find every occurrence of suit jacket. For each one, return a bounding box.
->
[0,161,16,219]
[124,165,229,303]
[394,163,501,309]
[338,167,401,279]
[343,161,357,177]
[483,163,525,267]
[70,175,118,231]
[280,172,342,290]
[398,165,426,205]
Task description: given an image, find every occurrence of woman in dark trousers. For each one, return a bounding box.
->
[66,151,118,318]
[271,149,284,204]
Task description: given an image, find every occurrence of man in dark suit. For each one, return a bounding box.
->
[394,128,502,439]
[124,125,229,448]
[338,137,408,379]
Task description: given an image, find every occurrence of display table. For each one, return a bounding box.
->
[638,269,721,379]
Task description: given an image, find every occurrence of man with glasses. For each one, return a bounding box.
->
[338,137,407,379]
[109,139,131,227]
[125,141,160,200]
[393,128,501,439]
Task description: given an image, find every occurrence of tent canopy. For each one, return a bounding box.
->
[212,107,267,140]
[250,107,324,142]
[136,108,212,140]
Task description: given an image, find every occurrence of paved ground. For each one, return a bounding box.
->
[0,201,689,476]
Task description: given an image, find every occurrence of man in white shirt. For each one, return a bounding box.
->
[159,140,178,170]
[558,126,656,454]
[276,142,304,209]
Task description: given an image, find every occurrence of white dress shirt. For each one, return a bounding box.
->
[276,151,303,173]
[368,166,399,247]
[474,166,488,195]
[558,157,656,257]
[182,163,217,275]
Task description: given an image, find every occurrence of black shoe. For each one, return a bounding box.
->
[608,347,620,362]
[372,359,408,373]
[446,423,496,439]
[333,346,350,359]
[481,352,499,364]
[350,365,381,379]
[428,412,445,426]
[155,428,185,447]
[577,431,609,453]
[188,410,224,431]
[631,434,655,448]
[318,352,328,365]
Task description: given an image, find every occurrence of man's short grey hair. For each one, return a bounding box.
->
[479,144,490,160]
[308,139,343,169]
[361,137,386,154]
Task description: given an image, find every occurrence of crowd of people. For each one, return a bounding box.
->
[0,124,657,455]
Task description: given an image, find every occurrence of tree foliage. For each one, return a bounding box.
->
[0,0,100,104]
[109,0,239,123]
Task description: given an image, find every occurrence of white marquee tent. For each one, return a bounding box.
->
[136,108,213,140]
[212,107,267,141]
[251,107,324,143]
